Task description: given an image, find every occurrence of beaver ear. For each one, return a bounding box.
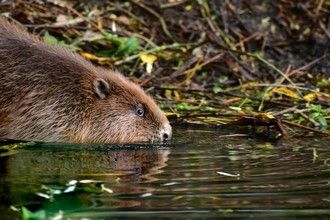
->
[93,78,110,99]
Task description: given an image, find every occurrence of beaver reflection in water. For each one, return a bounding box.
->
[0,18,171,143]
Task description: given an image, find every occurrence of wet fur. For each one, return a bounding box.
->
[0,18,170,143]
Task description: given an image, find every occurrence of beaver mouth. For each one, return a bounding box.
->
[149,134,170,144]
[149,136,158,144]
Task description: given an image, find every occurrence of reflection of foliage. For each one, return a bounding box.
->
[22,207,46,220]
[0,142,35,157]
[18,180,112,220]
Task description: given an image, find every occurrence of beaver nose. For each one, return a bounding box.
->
[160,123,172,142]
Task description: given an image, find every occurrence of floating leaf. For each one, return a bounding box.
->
[140,192,152,198]
[79,179,101,183]
[63,185,76,193]
[101,184,113,194]
[217,171,240,177]
[67,180,77,185]
[36,192,51,200]
[163,182,179,186]
[172,195,184,200]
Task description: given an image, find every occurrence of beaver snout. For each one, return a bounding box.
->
[160,123,172,143]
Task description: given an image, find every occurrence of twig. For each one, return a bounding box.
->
[282,120,330,136]
[122,30,157,48]
[113,2,147,26]
[160,0,187,8]
[169,56,200,78]
[319,21,330,39]
[252,53,302,96]
[169,53,224,79]
[199,0,234,49]
[298,112,320,127]
[24,18,85,28]
[114,43,194,65]
[272,106,297,116]
[285,54,327,80]
[227,83,329,98]
[131,0,174,41]
[316,0,325,14]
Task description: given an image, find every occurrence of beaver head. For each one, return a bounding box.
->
[79,68,172,144]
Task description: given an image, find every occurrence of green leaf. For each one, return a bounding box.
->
[310,112,320,118]
[43,32,78,51]
[114,37,140,56]
[175,103,198,111]
[101,31,140,57]
[101,30,123,46]
[212,85,222,94]
[316,115,327,128]
[43,32,59,45]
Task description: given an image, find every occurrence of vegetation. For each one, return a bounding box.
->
[1,0,329,137]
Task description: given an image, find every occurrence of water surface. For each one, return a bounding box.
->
[1,126,330,219]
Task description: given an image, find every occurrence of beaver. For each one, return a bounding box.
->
[0,18,171,143]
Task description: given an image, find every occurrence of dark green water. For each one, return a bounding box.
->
[0,127,330,219]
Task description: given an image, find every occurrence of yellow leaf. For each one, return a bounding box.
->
[140,54,157,73]
[263,90,273,101]
[272,87,299,99]
[261,112,275,119]
[140,54,157,63]
[165,89,172,99]
[173,90,181,100]
[80,52,109,62]
[303,92,317,102]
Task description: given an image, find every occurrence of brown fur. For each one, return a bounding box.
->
[0,18,171,143]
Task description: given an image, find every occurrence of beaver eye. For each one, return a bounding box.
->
[135,105,145,117]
